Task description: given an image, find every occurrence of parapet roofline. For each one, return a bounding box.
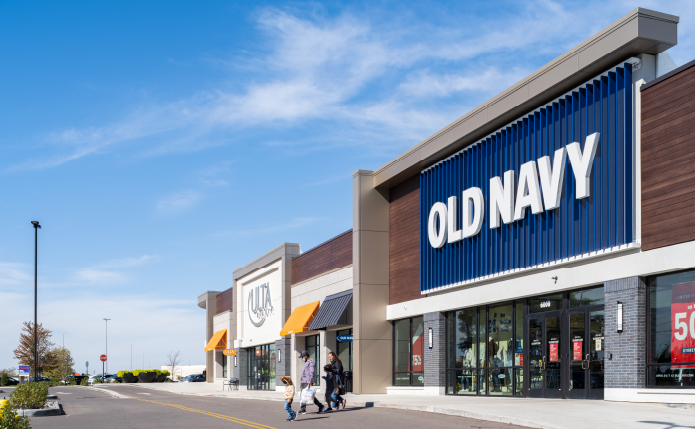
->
[372,7,679,190]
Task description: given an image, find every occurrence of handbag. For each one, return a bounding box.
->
[299,387,316,406]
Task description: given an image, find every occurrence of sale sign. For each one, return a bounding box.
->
[549,341,559,362]
[573,340,583,361]
[671,282,695,368]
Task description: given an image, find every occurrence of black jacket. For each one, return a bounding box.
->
[331,359,344,385]
[322,371,336,392]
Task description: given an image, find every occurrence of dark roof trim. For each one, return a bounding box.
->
[292,229,352,260]
[641,57,695,91]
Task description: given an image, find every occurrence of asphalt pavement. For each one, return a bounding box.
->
[25,385,526,429]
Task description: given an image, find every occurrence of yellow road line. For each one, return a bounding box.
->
[135,398,277,429]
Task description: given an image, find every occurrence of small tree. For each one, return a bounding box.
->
[0,373,9,386]
[45,347,75,380]
[13,321,58,377]
[165,351,182,381]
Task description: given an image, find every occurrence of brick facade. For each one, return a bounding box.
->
[604,276,647,389]
[424,311,446,389]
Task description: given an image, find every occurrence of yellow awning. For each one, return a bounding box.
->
[204,329,227,351]
[280,301,320,336]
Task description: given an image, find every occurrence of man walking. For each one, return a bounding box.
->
[299,350,324,414]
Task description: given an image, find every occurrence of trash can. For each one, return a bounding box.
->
[230,378,239,391]
[344,371,353,393]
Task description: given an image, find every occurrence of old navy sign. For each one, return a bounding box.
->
[420,63,635,292]
[427,132,599,248]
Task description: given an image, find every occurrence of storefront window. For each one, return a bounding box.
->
[222,353,228,378]
[570,286,605,308]
[446,302,522,396]
[306,335,320,385]
[393,316,424,386]
[336,329,352,372]
[648,270,695,388]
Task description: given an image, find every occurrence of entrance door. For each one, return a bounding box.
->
[527,313,563,398]
[567,309,605,399]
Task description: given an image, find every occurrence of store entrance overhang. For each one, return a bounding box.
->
[204,329,227,351]
[280,301,320,336]
[309,290,353,330]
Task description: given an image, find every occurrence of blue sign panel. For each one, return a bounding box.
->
[337,334,353,343]
[18,365,30,376]
[421,63,634,292]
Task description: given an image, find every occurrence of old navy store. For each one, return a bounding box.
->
[423,61,630,400]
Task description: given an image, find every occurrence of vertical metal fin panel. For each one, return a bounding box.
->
[420,64,634,293]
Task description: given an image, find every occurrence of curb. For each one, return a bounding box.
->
[16,400,61,417]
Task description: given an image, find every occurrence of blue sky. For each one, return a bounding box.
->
[1,0,693,373]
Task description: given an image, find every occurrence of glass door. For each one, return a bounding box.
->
[566,308,605,399]
[527,313,563,398]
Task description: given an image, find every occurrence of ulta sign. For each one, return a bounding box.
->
[427,132,600,248]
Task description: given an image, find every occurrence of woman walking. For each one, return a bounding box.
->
[328,352,346,409]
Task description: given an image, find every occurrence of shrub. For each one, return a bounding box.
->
[79,378,88,386]
[68,378,76,386]
[0,374,8,386]
[0,404,31,429]
[8,382,48,410]
[118,369,164,378]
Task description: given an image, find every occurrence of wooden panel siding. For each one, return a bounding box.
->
[389,174,421,305]
[641,59,695,251]
[291,230,352,285]
[215,287,234,315]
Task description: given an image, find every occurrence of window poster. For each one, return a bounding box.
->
[549,340,559,362]
[672,282,695,368]
[573,339,583,361]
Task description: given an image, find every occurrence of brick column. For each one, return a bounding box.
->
[604,276,647,389]
[424,311,446,395]
[275,338,291,389]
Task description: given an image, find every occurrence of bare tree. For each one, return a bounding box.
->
[165,351,182,380]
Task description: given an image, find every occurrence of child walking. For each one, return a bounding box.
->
[321,364,337,411]
[281,376,297,422]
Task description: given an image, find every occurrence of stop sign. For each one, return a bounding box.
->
[100,354,107,362]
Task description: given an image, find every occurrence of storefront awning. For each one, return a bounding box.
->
[204,329,227,351]
[309,290,352,330]
[280,301,320,336]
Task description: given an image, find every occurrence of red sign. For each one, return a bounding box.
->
[573,340,583,361]
[100,355,107,362]
[549,342,559,362]
[671,282,695,368]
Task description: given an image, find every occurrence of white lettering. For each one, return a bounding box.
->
[447,196,463,243]
[514,160,543,221]
[461,187,485,238]
[428,202,448,248]
[537,147,567,210]
[566,132,600,199]
[489,170,515,228]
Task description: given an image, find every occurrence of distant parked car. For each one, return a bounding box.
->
[179,374,205,383]
[65,375,88,385]
[103,375,122,383]
[3,377,20,386]
[22,377,51,383]
[88,374,113,385]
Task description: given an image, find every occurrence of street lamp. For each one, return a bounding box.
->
[103,318,111,373]
[31,221,41,379]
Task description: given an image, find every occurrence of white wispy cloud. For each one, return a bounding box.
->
[218,216,321,237]
[73,268,125,284]
[72,254,161,285]
[156,190,202,217]
[8,1,695,170]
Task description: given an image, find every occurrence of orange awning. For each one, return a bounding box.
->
[204,329,227,351]
[280,301,320,336]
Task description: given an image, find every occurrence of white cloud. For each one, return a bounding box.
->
[74,268,125,284]
[72,254,161,285]
[156,190,202,216]
[218,216,321,237]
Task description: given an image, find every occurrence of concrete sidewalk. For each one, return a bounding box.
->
[101,382,695,429]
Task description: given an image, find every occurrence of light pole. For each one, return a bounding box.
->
[31,221,41,379]
[103,318,111,373]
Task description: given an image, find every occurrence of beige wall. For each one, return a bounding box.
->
[352,170,392,394]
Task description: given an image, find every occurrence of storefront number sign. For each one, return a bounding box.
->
[573,339,582,361]
[549,340,559,363]
[671,282,695,368]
